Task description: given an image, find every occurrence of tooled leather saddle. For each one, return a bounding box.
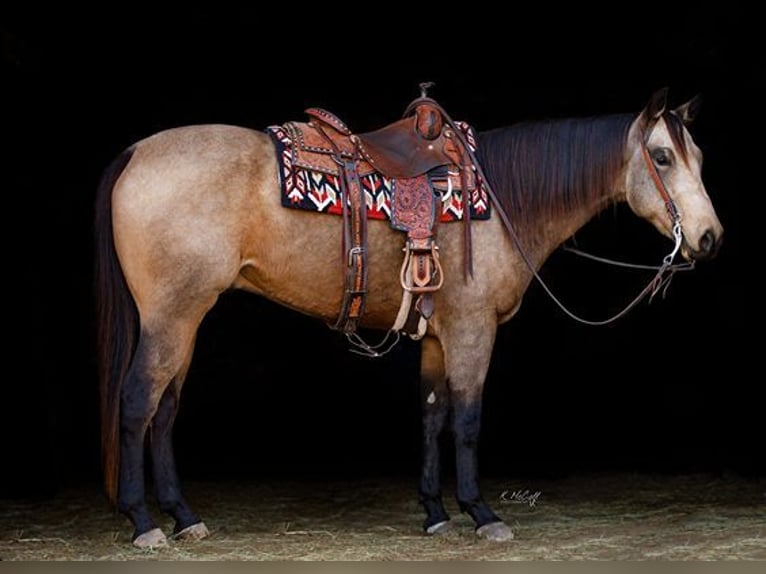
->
[281,83,484,340]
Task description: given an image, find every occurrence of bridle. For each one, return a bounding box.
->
[637,117,686,269]
[347,108,695,358]
[470,112,694,326]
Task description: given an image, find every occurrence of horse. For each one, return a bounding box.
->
[94,87,723,547]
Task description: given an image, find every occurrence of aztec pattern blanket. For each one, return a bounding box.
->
[265,122,491,224]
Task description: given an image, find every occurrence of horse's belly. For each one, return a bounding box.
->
[235,212,408,330]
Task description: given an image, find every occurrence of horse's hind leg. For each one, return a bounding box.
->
[119,317,203,547]
[419,336,452,534]
[118,339,169,547]
[150,347,209,541]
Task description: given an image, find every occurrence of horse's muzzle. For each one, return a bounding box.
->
[683,228,723,261]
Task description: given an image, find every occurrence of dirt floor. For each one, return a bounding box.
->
[1,473,764,560]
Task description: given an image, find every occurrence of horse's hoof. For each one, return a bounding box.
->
[425,520,452,535]
[476,521,514,542]
[133,528,169,549]
[174,521,210,541]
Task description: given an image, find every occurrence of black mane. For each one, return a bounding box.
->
[475,113,635,241]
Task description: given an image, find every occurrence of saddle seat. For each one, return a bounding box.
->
[284,101,477,192]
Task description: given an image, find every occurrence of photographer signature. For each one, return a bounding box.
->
[500,489,541,508]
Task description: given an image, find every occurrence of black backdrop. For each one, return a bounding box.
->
[2,6,757,500]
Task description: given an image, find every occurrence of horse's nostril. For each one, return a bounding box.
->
[699,229,716,256]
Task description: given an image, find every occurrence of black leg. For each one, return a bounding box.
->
[418,336,451,533]
[440,321,513,540]
[150,382,202,534]
[118,361,161,542]
[452,394,501,528]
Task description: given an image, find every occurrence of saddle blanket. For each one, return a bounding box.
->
[265,123,491,223]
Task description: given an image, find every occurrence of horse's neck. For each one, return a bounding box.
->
[530,188,624,269]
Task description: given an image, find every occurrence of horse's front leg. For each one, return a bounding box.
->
[443,321,514,541]
[419,335,452,534]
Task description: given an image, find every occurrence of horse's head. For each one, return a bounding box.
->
[625,88,723,261]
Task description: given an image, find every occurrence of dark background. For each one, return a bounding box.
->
[2,6,757,501]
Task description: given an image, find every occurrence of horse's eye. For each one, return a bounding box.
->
[652,147,673,167]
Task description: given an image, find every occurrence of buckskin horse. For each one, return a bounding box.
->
[94,87,723,547]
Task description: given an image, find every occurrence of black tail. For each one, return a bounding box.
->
[93,147,136,506]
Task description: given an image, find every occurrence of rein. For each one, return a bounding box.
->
[458,115,691,326]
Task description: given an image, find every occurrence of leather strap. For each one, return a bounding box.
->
[312,122,369,333]
[333,159,368,333]
[640,143,680,222]
[459,155,473,278]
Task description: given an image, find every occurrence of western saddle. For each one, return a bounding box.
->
[283,83,483,346]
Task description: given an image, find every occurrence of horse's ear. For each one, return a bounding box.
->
[674,94,703,125]
[637,87,669,132]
